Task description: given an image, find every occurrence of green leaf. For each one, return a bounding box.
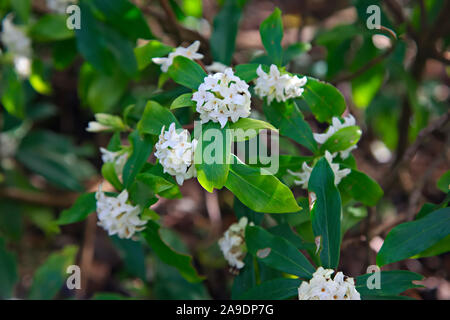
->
[259,8,283,66]
[137,100,181,135]
[122,131,154,188]
[356,270,423,298]
[320,126,362,154]
[195,122,231,192]
[170,93,195,110]
[229,118,278,142]
[234,197,264,225]
[52,39,78,70]
[234,63,269,82]
[225,156,301,213]
[28,246,78,299]
[276,155,312,177]
[30,14,74,41]
[168,56,207,90]
[412,235,450,259]
[1,67,25,118]
[437,170,450,193]
[339,167,383,206]
[210,0,243,65]
[11,0,30,23]
[377,207,450,266]
[0,238,18,299]
[246,225,315,279]
[101,162,123,191]
[57,193,96,225]
[75,2,138,76]
[231,255,257,299]
[301,77,346,123]
[142,221,204,283]
[111,236,146,280]
[282,42,311,65]
[135,40,172,70]
[268,224,316,252]
[239,278,302,300]
[308,157,342,269]
[263,100,317,152]
[92,0,153,41]
[135,172,175,195]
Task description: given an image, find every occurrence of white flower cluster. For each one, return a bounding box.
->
[46,0,77,14]
[96,185,146,239]
[254,64,307,105]
[313,114,359,159]
[298,267,361,300]
[288,151,351,189]
[152,41,204,72]
[192,68,251,128]
[1,15,32,78]
[100,147,128,176]
[218,217,252,270]
[154,123,197,185]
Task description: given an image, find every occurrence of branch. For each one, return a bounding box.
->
[0,187,78,207]
[332,26,397,84]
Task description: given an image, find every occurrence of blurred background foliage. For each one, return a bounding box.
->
[0,0,449,299]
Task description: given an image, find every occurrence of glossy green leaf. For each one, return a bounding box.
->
[0,238,18,299]
[137,100,180,136]
[308,157,342,269]
[263,100,317,152]
[210,0,243,65]
[377,207,450,266]
[239,278,302,300]
[339,167,383,206]
[195,122,231,192]
[246,225,315,279]
[229,117,277,142]
[1,67,25,118]
[170,93,195,110]
[101,162,123,191]
[320,126,362,154]
[57,193,96,225]
[122,131,154,188]
[30,14,74,41]
[225,156,301,213]
[234,63,269,82]
[135,40,172,70]
[28,246,78,299]
[259,8,283,66]
[168,56,207,90]
[142,221,204,283]
[301,77,346,123]
[356,270,423,297]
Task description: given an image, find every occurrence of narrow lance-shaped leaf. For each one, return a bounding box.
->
[308,157,342,269]
[301,77,346,123]
[259,8,283,66]
[377,207,450,266]
[246,225,315,279]
[210,0,243,65]
[195,122,232,192]
[138,100,181,135]
[122,131,154,188]
[225,156,301,213]
[168,56,207,90]
[57,193,96,225]
[142,221,204,283]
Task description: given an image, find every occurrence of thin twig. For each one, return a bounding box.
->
[332,26,397,84]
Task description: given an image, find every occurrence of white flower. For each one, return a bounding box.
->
[100,147,128,177]
[46,0,77,14]
[1,15,31,58]
[154,123,197,185]
[86,121,111,132]
[298,267,361,300]
[152,40,204,72]
[288,151,350,188]
[13,56,31,78]
[192,68,251,128]
[95,185,146,239]
[313,114,359,159]
[218,217,253,270]
[1,15,32,78]
[205,61,228,73]
[254,64,307,104]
